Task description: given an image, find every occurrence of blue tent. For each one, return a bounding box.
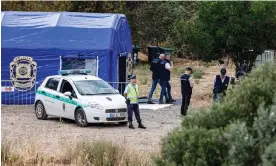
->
[1,11,132,104]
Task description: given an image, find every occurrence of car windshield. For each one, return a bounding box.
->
[74,80,118,95]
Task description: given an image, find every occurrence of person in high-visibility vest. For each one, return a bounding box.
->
[124,75,146,129]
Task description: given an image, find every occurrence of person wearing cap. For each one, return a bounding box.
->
[213,68,230,102]
[180,67,194,116]
[124,75,146,129]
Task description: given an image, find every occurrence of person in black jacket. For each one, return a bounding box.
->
[180,67,193,116]
[147,54,163,104]
[213,68,230,102]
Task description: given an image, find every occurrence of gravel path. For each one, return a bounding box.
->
[1,105,182,156]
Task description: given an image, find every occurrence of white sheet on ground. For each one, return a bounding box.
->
[139,104,172,110]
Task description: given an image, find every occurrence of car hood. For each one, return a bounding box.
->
[80,94,126,108]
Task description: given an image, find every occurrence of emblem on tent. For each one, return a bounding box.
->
[10,56,37,91]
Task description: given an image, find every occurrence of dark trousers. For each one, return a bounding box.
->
[181,94,191,115]
[148,79,160,101]
[166,80,172,100]
[213,91,226,102]
[159,79,169,101]
[127,104,141,123]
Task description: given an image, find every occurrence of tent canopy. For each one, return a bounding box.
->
[1,11,132,105]
[1,11,132,52]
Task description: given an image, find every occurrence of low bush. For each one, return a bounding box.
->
[192,68,204,79]
[156,63,276,166]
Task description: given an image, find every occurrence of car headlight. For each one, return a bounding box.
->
[88,102,104,110]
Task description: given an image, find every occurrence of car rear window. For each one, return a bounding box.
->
[45,78,60,91]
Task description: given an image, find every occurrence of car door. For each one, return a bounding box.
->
[58,79,78,119]
[43,77,62,116]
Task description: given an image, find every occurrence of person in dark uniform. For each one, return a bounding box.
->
[164,54,176,103]
[180,67,194,116]
[159,54,171,104]
[213,68,230,102]
[147,54,162,104]
[124,75,146,129]
[235,60,247,83]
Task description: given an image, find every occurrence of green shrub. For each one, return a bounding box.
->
[262,141,276,166]
[157,127,227,166]
[157,63,276,166]
[192,69,204,79]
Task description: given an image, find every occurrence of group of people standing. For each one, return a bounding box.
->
[147,53,194,116]
[147,53,176,104]
[123,56,248,129]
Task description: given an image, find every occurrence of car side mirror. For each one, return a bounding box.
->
[64,91,72,97]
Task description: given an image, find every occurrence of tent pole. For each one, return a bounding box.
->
[59,56,62,70]
[97,56,99,77]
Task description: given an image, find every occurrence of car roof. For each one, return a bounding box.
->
[48,74,102,81]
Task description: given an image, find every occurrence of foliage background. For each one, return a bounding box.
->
[2,1,276,69]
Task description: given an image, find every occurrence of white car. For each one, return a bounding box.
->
[34,69,128,127]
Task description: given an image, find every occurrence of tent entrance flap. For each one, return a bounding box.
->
[61,57,98,76]
[118,56,127,94]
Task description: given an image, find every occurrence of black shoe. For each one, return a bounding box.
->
[159,101,164,104]
[166,100,173,104]
[147,101,155,104]
[129,122,135,129]
[138,123,146,129]
[181,111,187,116]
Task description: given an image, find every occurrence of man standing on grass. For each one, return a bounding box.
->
[213,68,230,102]
[164,53,176,103]
[124,75,146,129]
[180,67,194,116]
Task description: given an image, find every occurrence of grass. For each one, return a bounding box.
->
[1,138,153,166]
[192,68,204,79]
[140,76,148,85]
[172,67,185,76]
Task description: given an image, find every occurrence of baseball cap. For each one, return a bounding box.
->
[130,75,136,79]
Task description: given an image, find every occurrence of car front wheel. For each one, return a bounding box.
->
[35,101,48,120]
[75,108,88,127]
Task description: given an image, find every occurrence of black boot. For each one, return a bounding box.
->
[138,122,146,129]
[129,122,135,129]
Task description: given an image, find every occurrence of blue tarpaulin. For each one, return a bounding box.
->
[1,11,132,104]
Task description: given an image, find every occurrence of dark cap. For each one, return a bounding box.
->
[186,67,193,73]
[130,75,136,79]
[220,68,226,75]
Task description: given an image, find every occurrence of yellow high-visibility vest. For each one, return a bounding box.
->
[127,84,139,103]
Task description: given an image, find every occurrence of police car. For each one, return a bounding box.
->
[34,69,127,127]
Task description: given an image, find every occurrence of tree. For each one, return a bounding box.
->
[179,2,276,71]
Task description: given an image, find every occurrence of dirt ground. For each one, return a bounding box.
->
[136,57,236,109]
[1,104,182,158]
[1,58,235,159]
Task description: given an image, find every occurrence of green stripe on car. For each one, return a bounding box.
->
[36,90,88,108]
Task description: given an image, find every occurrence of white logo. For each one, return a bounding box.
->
[10,56,37,91]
